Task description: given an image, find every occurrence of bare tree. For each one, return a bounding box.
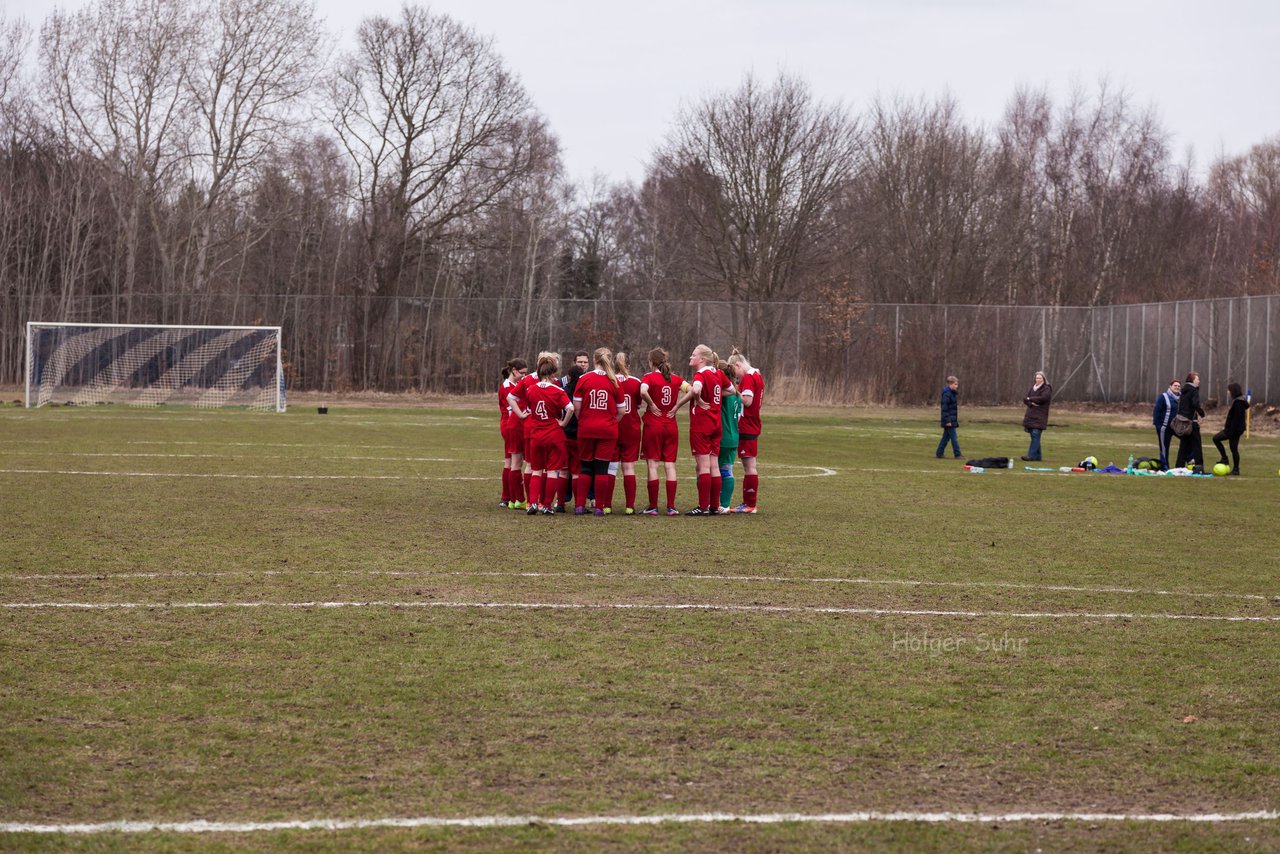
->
[185,0,327,292]
[39,0,199,308]
[653,73,860,368]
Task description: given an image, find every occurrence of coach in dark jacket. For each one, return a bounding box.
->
[1020,371,1051,461]
[1174,371,1205,469]
[935,376,961,458]
[1212,382,1248,475]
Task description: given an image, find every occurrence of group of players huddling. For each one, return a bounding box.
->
[498,345,763,516]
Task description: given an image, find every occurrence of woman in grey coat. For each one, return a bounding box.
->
[1020,371,1052,461]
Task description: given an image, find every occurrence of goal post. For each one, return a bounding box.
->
[25,322,286,412]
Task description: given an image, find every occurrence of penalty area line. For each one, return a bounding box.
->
[3,600,1279,622]
[0,469,488,481]
[2,809,1277,835]
[6,569,1274,602]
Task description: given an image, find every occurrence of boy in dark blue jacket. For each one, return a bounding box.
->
[935,376,961,459]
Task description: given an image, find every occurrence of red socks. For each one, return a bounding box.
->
[710,475,721,509]
[647,478,659,508]
[595,474,613,510]
[623,475,636,510]
[501,467,511,502]
[558,475,570,506]
[522,471,532,503]
[666,479,678,510]
[529,473,545,507]
[509,469,524,502]
[575,473,590,509]
[744,474,758,507]
[697,473,711,510]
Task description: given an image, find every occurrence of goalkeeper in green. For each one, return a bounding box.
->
[716,359,743,513]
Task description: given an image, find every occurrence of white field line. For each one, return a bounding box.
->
[3,600,1279,622]
[0,412,482,427]
[0,440,484,451]
[0,452,482,462]
[7,569,1274,602]
[3,809,1277,835]
[0,464,834,481]
[0,469,488,481]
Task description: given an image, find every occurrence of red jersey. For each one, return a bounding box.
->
[617,375,642,433]
[572,369,624,438]
[525,381,571,437]
[737,368,764,435]
[507,373,537,420]
[689,365,730,434]
[640,370,684,424]
[498,377,518,428]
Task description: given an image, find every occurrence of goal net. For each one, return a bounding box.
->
[25,323,285,412]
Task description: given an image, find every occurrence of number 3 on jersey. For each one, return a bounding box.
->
[660,386,672,407]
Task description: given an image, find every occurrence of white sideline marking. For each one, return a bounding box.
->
[0,465,834,481]
[0,452,479,462]
[8,569,1273,602]
[0,469,487,481]
[4,600,1279,622]
[2,809,1276,835]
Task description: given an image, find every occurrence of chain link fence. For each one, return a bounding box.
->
[4,292,1276,404]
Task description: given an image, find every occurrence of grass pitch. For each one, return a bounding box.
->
[1,402,1279,851]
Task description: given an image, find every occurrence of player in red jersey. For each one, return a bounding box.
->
[613,352,643,515]
[674,344,734,515]
[507,351,559,508]
[498,358,528,508]
[524,355,573,515]
[572,347,625,516]
[727,350,763,513]
[639,347,685,516]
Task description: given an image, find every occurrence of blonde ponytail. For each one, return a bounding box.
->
[594,347,619,387]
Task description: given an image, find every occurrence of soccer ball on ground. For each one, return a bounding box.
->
[1213,463,1230,476]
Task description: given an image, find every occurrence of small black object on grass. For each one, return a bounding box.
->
[318,406,328,415]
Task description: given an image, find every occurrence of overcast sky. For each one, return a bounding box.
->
[14,0,1280,185]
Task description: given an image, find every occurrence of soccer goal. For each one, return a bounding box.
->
[25,322,286,412]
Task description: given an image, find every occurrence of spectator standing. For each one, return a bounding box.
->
[1174,371,1205,470]
[935,376,961,459]
[1152,379,1181,470]
[1020,371,1052,462]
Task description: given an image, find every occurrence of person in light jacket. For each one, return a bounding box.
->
[1020,371,1051,462]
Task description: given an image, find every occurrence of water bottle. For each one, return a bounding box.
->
[1127,453,1134,471]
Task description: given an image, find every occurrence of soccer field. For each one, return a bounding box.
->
[2,403,1279,851]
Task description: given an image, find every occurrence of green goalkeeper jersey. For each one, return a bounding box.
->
[721,390,742,449]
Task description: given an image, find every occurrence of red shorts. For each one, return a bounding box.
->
[642,421,678,463]
[616,424,641,463]
[738,437,758,458]
[563,436,579,473]
[689,428,721,457]
[526,433,566,472]
[577,435,617,461]
[501,423,522,456]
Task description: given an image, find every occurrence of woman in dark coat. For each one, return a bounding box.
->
[1020,371,1052,461]
[1174,371,1205,470]
[1212,381,1248,475]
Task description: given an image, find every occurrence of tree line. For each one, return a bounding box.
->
[1,0,1277,392]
